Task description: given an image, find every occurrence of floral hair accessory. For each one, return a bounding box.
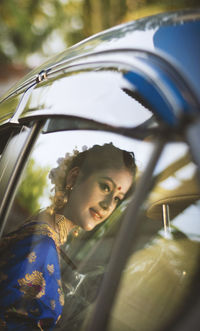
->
[49,145,88,193]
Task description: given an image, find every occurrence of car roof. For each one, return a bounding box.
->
[1,9,200,104]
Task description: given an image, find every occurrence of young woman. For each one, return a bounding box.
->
[0,143,136,330]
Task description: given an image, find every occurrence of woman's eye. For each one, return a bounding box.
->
[100,183,110,192]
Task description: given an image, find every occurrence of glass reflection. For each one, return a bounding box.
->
[108,142,200,331]
[23,70,153,128]
[0,129,153,330]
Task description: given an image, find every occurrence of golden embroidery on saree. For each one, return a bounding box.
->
[27,251,37,263]
[56,315,61,324]
[57,279,62,287]
[58,288,64,306]
[18,270,46,298]
[47,264,54,275]
[0,223,60,252]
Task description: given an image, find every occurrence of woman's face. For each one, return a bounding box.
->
[64,167,133,231]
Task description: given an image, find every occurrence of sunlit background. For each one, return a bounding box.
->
[0,0,199,97]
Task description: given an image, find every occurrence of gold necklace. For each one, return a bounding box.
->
[55,214,77,245]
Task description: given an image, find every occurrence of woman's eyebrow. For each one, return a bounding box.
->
[100,176,114,186]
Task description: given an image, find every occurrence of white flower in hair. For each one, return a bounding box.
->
[49,145,88,191]
[57,157,64,165]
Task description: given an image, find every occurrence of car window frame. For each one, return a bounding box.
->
[0,120,44,237]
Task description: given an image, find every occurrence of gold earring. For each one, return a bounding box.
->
[54,191,66,210]
[54,185,72,210]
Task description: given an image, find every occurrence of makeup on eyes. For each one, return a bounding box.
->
[99,177,125,200]
[99,182,111,192]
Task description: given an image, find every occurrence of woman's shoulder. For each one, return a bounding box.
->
[0,221,60,251]
[25,221,59,241]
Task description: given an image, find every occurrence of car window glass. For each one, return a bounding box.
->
[1,127,155,330]
[108,142,200,331]
[1,123,200,331]
[0,128,17,157]
[22,70,155,128]
[0,126,31,202]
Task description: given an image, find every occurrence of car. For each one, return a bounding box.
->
[0,8,200,331]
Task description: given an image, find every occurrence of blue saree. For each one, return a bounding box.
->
[0,222,64,330]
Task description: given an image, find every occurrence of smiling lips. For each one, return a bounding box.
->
[89,208,102,221]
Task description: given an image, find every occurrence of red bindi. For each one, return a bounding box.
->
[117,186,121,190]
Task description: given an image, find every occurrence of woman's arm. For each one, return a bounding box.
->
[0,229,64,330]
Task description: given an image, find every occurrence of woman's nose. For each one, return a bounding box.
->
[99,195,113,210]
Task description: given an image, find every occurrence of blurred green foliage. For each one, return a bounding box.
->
[123,0,200,21]
[0,0,199,67]
[16,158,49,214]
